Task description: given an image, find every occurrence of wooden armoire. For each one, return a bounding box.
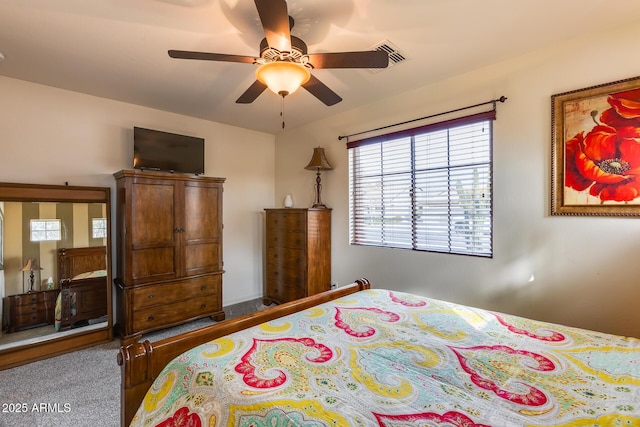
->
[113,170,225,338]
[263,208,331,305]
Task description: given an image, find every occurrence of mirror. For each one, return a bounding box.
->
[0,182,112,370]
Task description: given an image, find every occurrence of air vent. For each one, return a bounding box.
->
[370,40,409,73]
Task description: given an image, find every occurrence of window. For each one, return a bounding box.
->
[30,219,62,242]
[92,218,107,239]
[348,111,494,257]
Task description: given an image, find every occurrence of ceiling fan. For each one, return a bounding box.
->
[168,0,389,107]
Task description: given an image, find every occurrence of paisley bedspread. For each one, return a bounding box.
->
[130,289,640,426]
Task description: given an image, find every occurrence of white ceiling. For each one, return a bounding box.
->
[2,0,640,135]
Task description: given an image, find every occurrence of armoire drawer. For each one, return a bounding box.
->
[132,274,220,310]
[132,294,216,332]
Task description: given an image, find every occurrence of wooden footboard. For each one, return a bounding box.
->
[117,278,371,427]
[58,246,108,330]
[59,276,108,330]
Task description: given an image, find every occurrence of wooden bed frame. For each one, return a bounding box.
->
[118,278,371,426]
[58,246,108,330]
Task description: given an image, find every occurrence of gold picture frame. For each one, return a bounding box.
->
[551,75,640,216]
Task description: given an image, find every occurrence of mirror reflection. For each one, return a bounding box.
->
[0,201,108,351]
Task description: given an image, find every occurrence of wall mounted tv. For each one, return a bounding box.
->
[133,127,205,174]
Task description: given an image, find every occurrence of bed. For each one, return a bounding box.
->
[56,246,108,331]
[119,279,640,426]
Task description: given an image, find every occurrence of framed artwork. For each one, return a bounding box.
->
[551,75,640,216]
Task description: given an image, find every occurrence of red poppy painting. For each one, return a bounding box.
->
[551,75,640,216]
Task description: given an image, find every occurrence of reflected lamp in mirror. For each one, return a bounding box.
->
[21,257,43,293]
[304,147,333,208]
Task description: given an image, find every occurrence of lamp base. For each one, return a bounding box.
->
[311,203,329,209]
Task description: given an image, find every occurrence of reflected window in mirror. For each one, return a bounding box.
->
[92,218,107,239]
[30,219,62,242]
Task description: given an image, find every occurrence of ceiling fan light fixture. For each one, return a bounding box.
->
[256,61,310,97]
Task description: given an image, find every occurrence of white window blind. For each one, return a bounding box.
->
[348,111,494,257]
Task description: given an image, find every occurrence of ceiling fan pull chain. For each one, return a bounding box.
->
[281,94,286,129]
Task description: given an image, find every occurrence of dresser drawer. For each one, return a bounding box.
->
[267,267,305,289]
[12,293,42,307]
[15,311,49,327]
[266,277,306,303]
[267,212,306,231]
[132,275,220,310]
[266,247,306,268]
[132,294,216,332]
[265,262,304,304]
[267,230,306,250]
[13,302,41,317]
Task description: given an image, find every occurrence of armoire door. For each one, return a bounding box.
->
[129,178,179,284]
[182,180,222,277]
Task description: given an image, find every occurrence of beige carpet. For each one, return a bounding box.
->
[0,340,121,427]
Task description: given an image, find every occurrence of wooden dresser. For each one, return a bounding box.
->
[113,170,225,338]
[3,289,59,333]
[264,208,331,305]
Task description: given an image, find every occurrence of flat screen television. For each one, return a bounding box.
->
[133,127,205,174]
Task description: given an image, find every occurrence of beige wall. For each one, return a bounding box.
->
[2,19,639,338]
[0,77,276,307]
[274,20,640,337]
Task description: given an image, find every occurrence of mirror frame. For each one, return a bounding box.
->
[0,181,113,370]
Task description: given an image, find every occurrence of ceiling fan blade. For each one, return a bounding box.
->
[307,51,389,69]
[302,74,342,106]
[236,80,268,104]
[169,50,258,64]
[254,0,291,52]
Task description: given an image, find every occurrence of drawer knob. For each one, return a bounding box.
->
[148,294,154,299]
[148,315,155,321]
[201,285,207,291]
[200,303,206,309]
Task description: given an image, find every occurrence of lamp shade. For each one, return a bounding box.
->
[256,61,311,96]
[305,147,333,171]
[21,258,43,272]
